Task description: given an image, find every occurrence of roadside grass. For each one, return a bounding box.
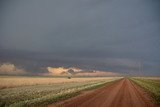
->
[0,77,121,107]
[130,77,160,105]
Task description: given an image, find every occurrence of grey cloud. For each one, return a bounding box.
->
[0,0,160,75]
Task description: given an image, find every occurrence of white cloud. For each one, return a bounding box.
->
[0,63,27,75]
[47,67,81,75]
[47,66,119,76]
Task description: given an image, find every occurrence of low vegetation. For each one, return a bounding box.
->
[131,77,160,105]
[0,76,121,107]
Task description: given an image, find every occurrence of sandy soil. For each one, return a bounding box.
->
[48,78,156,107]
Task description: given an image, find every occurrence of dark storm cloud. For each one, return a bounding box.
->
[0,0,160,75]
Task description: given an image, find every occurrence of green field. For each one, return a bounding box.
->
[131,77,160,105]
[0,76,121,107]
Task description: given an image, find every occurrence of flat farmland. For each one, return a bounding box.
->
[1,76,158,107]
[0,76,120,89]
[0,76,121,107]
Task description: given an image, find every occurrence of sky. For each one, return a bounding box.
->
[0,0,160,76]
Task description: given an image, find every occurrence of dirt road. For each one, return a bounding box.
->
[48,78,156,107]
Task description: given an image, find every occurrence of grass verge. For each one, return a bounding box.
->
[130,77,160,105]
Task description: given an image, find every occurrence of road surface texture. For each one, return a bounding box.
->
[48,78,156,107]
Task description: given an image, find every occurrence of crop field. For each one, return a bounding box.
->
[0,76,119,89]
[131,77,160,105]
[0,76,121,107]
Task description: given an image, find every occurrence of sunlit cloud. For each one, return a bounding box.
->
[0,63,27,75]
[47,67,81,75]
[47,66,120,76]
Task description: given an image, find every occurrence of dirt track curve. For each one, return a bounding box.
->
[48,78,156,107]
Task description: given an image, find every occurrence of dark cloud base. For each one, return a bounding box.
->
[0,0,160,75]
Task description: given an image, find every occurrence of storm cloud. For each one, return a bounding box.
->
[0,0,160,75]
